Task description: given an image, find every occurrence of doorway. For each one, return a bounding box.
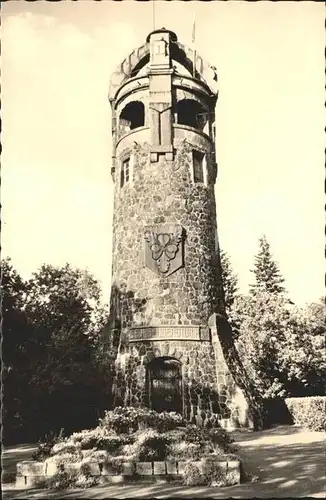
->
[147,357,183,414]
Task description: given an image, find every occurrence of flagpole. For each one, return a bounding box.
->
[192,11,196,78]
[152,0,155,30]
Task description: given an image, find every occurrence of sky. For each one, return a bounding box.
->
[2,0,324,306]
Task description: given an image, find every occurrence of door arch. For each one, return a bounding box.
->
[147,357,183,414]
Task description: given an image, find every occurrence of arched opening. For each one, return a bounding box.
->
[176,99,208,130]
[147,357,183,414]
[119,101,145,136]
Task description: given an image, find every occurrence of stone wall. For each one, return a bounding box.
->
[15,458,240,488]
[111,140,222,330]
[105,137,264,429]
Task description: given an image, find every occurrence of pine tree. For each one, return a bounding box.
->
[219,250,239,312]
[250,235,285,295]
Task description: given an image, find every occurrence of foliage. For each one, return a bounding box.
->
[202,459,227,486]
[285,396,326,431]
[183,457,240,487]
[250,235,285,295]
[2,259,110,444]
[33,429,65,461]
[132,429,170,461]
[219,250,239,313]
[281,300,326,396]
[231,292,326,402]
[44,464,100,490]
[167,425,234,461]
[36,406,233,463]
[182,462,206,486]
[99,406,185,434]
[231,291,290,399]
[45,470,79,490]
[184,425,234,449]
[168,441,203,461]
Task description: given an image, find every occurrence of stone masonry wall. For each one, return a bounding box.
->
[105,135,263,429]
[111,138,223,330]
[113,340,239,428]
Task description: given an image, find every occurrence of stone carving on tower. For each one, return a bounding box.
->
[144,224,184,276]
[106,28,263,430]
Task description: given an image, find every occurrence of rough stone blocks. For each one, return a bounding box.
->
[153,462,166,475]
[136,462,153,475]
[122,462,135,476]
[17,461,45,476]
[165,461,178,475]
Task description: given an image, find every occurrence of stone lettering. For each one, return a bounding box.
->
[129,326,203,342]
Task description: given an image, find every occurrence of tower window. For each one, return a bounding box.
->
[119,101,145,136]
[120,158,130,188]
[176,99,207,130]
[193,150,204,183]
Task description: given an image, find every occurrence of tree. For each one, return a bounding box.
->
[230,292,326,401]
[219,250,239,314]
[2,258,32,442]
[250,235,285,295]
[279,299,326,396]
[2,260,110,443]
[232,291,290,399]
[23,263,109,435]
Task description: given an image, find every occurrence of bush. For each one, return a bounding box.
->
[131,429,170,461]
[45,470,78,490]
[166,425,234,461]
[285,396,326,431]
[62,427,134,453]
[99,406,185,434]
[33,428,65,461]
[183,425,233,452]
[183,462,206,486]
[202,459,227,486]
[168,441,203,461]
[209,427,235,449]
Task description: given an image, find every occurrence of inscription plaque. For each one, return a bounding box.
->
[128,325,210,342]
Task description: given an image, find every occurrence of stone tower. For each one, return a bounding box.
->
[107,29,262,429]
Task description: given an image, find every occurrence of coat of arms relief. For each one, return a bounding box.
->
[144,224,184,276]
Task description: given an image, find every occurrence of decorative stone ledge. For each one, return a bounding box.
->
[129,325,210,342]
[15,458,240,489]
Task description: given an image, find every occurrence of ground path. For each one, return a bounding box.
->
[2,425,325,498]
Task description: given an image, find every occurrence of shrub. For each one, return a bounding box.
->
[131,429,170,461]
[202,459,226,486]
[74,474,99,489]
[183,462,206,486]
[45,469,77,490]
[52,441,82,456]
[209,427,235,449]
[150,411,185,432]
[99,406,185,434]
[183,425,233,452]
[46,452,82,470]
[65,426,134,453]
[168,441,203,461]
[285,396,326,431]
[32,428,65,461]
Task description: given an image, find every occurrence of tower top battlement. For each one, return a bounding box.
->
[109,28,218,101]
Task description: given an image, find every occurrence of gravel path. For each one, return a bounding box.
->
[2,425,325,498]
